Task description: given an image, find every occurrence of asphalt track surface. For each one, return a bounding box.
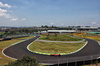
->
[3,36,100,65]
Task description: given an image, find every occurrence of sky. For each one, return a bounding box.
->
[0,0,100,27]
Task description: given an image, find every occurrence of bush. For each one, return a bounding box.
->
[5,56,39,66]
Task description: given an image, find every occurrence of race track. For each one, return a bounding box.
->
[3,36,100,65]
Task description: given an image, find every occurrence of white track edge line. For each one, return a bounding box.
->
[27,38,88,55]
[2,39,30,60]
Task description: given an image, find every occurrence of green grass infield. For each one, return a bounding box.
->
[29,41,86,55]
[39,34,82,41]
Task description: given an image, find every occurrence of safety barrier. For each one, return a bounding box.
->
[40,54,100,66]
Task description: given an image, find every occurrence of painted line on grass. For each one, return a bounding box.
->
[36,39,85,43]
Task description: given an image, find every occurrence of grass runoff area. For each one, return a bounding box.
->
[29,41,85,54]
[83,33,100,41]
[0,36,34,66]
[39,34,82,41]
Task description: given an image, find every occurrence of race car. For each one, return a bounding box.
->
[50,54,61,56]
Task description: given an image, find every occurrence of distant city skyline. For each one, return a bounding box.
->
[0,0,100,27]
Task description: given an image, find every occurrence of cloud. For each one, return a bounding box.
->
[0,8,11,18]
[10,18,18,21]
[0,2,11,8]
[61,23,64,26]
[21,18,26,20]
[0,2,25,22]
[91,21,100,26]
[50,22,54,25]
[0,2,12,18]
[91,22,96,24]
[0,2,19,21]
[0,8,7,12]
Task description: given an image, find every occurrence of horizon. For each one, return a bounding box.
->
[0,25,99,27]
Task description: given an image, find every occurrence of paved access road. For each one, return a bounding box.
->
[3,36,100,64]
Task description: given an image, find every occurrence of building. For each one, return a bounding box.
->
[47,30,77,34]
[77,27,98,31]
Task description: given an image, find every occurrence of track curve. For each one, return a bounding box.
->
[3,36,100,65]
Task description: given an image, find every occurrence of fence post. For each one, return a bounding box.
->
[48,60,49,66]
[58,59,59,66]
[83,57,85,66]
[91,56,93,66]
[67,59,68,66]
[75,58,77,66]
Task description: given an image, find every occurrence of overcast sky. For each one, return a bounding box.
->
[0,0,100,27]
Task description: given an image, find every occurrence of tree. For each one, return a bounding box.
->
[44,25,48,28]
[41,25,44,28]
[10,31,16,35]
[0,34,3,38]
[55,33,57,37]
[4,31,9,35]
[5,56,39,66]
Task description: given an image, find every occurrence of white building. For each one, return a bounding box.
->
[47,30,77,33]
